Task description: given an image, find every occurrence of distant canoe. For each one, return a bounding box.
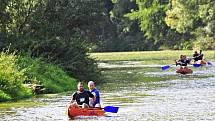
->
[176,66,193,74]
[67,104,105,118]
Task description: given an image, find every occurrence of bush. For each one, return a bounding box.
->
[0,49,78,102]
[26,37,101,82]
[18,55,77,93]
[0,50,32,102]
[193,36,215,50]
[0,90,11,101]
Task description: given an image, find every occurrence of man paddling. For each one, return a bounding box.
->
[175,55,193,74]
[199,50,204,60]
[175,55,191,66]
[70,82,95,108]
[193,50,206,65]
[88,81,101,108]
[193,51,199,62]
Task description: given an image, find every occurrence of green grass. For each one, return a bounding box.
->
[90,50,215,64]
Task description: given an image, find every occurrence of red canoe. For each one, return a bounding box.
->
[67,104,105,118]
[176,66,193,74]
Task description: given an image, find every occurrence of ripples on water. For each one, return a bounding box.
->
[1,62,215,121]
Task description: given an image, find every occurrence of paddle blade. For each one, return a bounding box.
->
[207,61,212,65]
[104,106,119,113]
[161,65,170,70]
[193,64,201,67]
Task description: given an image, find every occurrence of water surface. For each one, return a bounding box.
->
[1,61,215,120]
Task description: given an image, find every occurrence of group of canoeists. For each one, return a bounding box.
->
[67,81,104,118]
[176,50,204,66]
[174,50,206,74]
[67,81,119,118]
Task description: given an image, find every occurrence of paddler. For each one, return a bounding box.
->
[175,55,191,67]
[88,81,101,108]
[69,82,95,108]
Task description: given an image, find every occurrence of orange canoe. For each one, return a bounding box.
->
[176,66,193,74]
[67,104,105,118]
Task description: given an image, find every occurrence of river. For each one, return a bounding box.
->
[1,61,215,121]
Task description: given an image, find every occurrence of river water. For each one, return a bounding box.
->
[1,61,215,121]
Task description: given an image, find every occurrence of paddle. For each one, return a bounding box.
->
[161,62,179,70]
[192,63,201,67]
[161,65,171,70]
[103,106,119,113]
[162,63,202,70]
[75,105,119,113]
[207,61,212,65]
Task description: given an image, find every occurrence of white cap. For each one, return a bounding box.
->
[88,81,94,86]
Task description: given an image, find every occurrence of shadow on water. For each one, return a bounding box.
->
[1,60,215,120]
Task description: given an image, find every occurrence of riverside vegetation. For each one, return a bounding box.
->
[0,50,77,102]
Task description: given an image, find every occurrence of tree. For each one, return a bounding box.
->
[0,0,108,81]
[125,0,186,49]
[97,0,156,51]
[165,0,215,50]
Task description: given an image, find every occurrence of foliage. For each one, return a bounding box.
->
[1,0,214,53]
[165,0,197,33]
[126,1,167,42]
[124,0,185,50]
[165,0,215,49]
[0,50,32,102]
[0,50,78,102]
[18,55,78,93]
[0,90,11,101]
[107,0,214,50]
[97,0,156,51]
[0,0,104,82]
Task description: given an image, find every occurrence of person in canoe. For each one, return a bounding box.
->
[193,51,200,62]
[193,50,206,65]
[88,81,101,108]
[70,82,95,108]
[199,50,204,60]
[175,55,193,74]
[176,55,193,74]
[175,55,191,66]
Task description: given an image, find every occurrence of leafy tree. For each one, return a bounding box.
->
[165,0,215,50]
[0,0,107,81]
[97,0,154,51]
[124,0,175,49]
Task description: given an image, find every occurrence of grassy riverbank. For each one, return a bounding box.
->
[90,50,215,64]
[0,51,77,102]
